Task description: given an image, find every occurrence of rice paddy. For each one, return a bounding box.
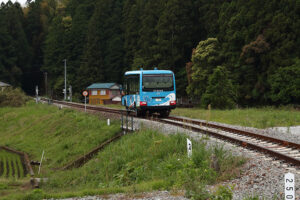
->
[0,150,25,179]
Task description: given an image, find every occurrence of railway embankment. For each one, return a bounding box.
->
[132,116,300,199]
[0,102,246,200]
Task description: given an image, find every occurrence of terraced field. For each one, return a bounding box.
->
[0,150,25,179]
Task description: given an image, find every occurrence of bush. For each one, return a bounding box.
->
[0,88,30,107]
[23,189,45,200]
[201,66,235,109]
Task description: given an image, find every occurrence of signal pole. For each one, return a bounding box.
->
[69,85,72,102]
[44,72,48,97]
[63,59,67,100]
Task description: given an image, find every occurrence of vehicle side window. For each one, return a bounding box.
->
[124,75,139,95]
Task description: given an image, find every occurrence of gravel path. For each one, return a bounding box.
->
[54,191,188,200]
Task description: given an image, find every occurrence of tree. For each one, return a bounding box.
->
[133,0,164,70]
[156,0,198,95]
[238,34,270,105]
[78,0,124,90]
[122,0,144,69]
[201,66,235,109]
[0,1,32,88]
[186,38,222,99]
[268,59,300,104]
[43,15,66,97]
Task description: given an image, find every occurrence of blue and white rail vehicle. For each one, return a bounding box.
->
[121,68,176,117]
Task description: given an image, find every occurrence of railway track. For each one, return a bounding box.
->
[40,98,300,168]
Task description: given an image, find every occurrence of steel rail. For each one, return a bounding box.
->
[167,116,300,149]
[41,98,300,166]
[158,118,300,166]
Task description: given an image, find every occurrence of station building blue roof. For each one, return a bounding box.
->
[87,83,118,89]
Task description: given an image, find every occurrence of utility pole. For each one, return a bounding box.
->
[44,72,48,97]
[35,85,39,104]
[63,59,67,101]
[69,85,72,102]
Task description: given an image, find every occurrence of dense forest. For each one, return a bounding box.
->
[0,0,299,108]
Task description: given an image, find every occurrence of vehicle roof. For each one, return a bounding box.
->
[125,69,174,75]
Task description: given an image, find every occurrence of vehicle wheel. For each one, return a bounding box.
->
[136,110,145,117]
[160,110,170,118]
[124,100,129,110]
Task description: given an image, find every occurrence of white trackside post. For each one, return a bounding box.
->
[187,138,192,158]
[285,172,295,200]
[38,150,44,175]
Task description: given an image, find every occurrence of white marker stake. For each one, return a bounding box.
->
[38,150,44,175]
[187,138,192,158]
[107,119,110,126]
[285,172,295,200]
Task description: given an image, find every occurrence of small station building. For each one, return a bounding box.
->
[0,81,11,92]
[87,83,121,105]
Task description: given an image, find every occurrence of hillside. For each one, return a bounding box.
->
[0,0,299,106]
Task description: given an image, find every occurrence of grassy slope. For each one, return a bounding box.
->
[0,102,245,200]
[39,130,244,199]
[0,102,121,171]
[172,107,300,129]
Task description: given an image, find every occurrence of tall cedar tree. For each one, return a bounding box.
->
[201,66,235,109]
[0,2,32,88]
[122,0,144,70]
[132,0,165,70]
[0,0,299,106]
[78,0,124,90]
[156,0,197,95]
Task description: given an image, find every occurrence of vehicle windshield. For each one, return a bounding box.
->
[142,74,173,91]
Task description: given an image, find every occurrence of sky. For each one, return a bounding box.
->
[1,0,27,6]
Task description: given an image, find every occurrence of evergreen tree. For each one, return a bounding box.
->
[78,0,124,90]
[201,66,235,109]
[0,1,32,88]
[238,34,270,105]
[156,0,197,95]
[43,15,67,97]
[133,0,164,69]
[122,0,144,69]
[186,38,222,99]
[269,59,300,104]
[24,0,45,94]
[65,0,95,92]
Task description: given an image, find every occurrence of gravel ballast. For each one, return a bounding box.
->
[132,116,300,199]
[49,104,300,199]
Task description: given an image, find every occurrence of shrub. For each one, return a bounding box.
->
[23,189,45,200]
[0,88,30,107]
[201,66,235,109]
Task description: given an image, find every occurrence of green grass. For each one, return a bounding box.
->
[97,103,300,129]
[34,130,244,199]
[172,106,300,129]
[0,101,121,171]
[0,102,246,200]
[0,150,24,179]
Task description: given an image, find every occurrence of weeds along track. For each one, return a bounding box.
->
[40,98,300,167]
[158,117,300,167]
